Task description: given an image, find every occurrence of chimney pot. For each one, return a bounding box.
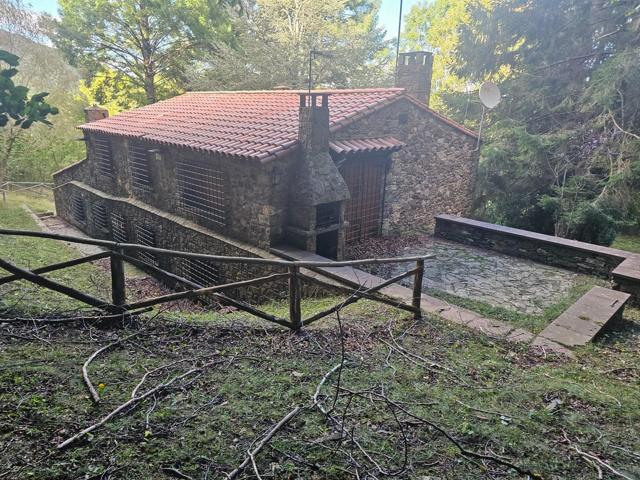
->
[395,51,434,107]
[298,93,330,153]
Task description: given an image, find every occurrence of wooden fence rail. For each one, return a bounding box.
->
[1,182,54,202]
[0,228,434,330]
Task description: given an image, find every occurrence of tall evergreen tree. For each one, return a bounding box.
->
[451,0,640,244]
[190,0,392,91]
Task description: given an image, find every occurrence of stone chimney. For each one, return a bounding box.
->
[287,93,350,255]
[294,93,349,206]
[84,105,109,123]
[395,51,434,106]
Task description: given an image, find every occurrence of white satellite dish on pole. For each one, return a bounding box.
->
[479,81,501,109]
[475,82,501,150]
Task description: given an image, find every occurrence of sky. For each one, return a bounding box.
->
[27,0,422,39]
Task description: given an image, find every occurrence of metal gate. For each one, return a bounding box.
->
[340,156,387,245]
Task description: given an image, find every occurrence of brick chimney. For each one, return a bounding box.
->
[84,105,109,123]
[395,51,434,106]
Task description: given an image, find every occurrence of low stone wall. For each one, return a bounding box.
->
[434,214,640,302]
[54,180,294,304]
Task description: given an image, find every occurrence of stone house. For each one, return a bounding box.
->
[53,51,478,296]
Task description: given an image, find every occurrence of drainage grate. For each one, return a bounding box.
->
[71,194,86,223]
[91,203,108,231]
[176,158,226,228]
[135,224,158,266]
[128,141,152,192]
[180,258,221,287]
[110,212,128,244]
[94,137,115,178]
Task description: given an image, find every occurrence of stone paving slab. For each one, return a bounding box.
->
[537,286,630,347]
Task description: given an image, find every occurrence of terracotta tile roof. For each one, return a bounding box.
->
[329,136,404,155]
[79,88,476,162]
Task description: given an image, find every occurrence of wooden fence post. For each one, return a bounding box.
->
[412,259,424,319]
[111,248,126,308]
[288,266,302,331]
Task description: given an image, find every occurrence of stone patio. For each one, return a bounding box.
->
[370,237,595,315]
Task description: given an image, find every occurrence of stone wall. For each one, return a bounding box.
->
[55,133,290,250]
[55,180,291,303]
[331,98,478,235]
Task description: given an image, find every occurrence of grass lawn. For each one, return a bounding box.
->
[1,195,639,479]
[612,234,640,254]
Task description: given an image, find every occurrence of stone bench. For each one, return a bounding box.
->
[536,286,630,347]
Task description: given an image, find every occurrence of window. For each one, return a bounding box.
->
[110,212,128,243]
[398,113,409,125]
[128,141,152,192]
[71,194,86,223]
[176,158,226,228]
[180,258,221,287]
[134,224,158,266]
[94,137,115,178]
[91,203,108,231]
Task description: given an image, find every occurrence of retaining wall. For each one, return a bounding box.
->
[54,181,335,304]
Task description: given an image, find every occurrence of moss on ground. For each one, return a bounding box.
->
[613,234,640,254]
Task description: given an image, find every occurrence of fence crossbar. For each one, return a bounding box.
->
[0,258,116,312]
[113,252,291,327]
[0,229,434,267]
[303,268,421,326]
[0,251,111,287]
[123,272,290,311]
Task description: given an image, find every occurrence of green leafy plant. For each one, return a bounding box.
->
[0,49,59,129]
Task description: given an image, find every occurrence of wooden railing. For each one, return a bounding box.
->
[0,228,434,330]
[1,181,54,201]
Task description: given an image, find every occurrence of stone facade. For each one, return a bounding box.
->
[56,134,287,250]
[333,98,478,235]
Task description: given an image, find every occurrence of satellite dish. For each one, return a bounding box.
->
[479,81,501,109]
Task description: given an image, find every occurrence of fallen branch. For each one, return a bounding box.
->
[226,405,303,479]
[0,307,151,324]
[343,389,543,479]
[83,331,143,403]
[58,358,221,450]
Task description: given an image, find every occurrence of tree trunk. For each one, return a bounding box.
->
[143,74,156,104]
[0,127,21,185]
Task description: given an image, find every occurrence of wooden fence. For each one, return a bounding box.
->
[0,228,434,330]
[1,182,54,202]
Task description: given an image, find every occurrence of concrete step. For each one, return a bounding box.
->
[536,286,630,347]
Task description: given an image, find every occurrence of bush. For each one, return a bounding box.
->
[566,203,617,246]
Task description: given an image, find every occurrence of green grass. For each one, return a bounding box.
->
[1,194,639,478]
[612,234,640,254]
[427,274,605,333]
[0,193,112,314]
